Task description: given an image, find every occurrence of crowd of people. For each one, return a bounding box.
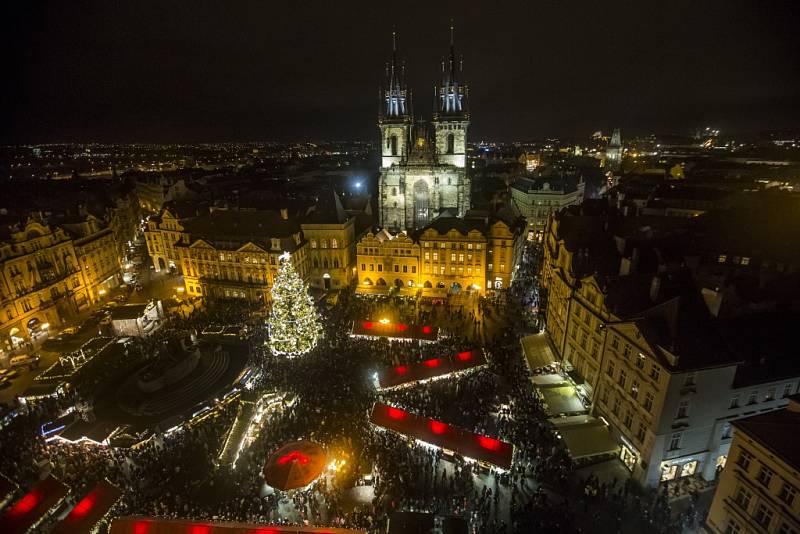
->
[0,242,692,533]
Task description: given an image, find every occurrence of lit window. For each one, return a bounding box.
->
[718,254,727,263]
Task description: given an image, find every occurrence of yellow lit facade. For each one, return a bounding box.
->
[304,217,358,291]
[145,206,187,273]
[356,230,420,295]
[418,225,486,294]
[63,215,121,303]
[1,219,88,352]
[147,208,308,304]
[706,398,800,534]
[355,217,523,297]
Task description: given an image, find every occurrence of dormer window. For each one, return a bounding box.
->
[271,238,280,250]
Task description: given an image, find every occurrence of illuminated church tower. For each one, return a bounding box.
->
[605,128,622,170]
[378,28,471,231]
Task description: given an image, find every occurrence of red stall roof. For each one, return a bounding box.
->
[53,480,122,534]
[110,517,365,533]
[351,320,439,342]
[377,350,487,389]
[0,475,69,534]
[370,403,513,469]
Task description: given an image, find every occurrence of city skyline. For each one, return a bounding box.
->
[3,1,800,143]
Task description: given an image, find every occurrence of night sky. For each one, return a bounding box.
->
[3,1,799,143]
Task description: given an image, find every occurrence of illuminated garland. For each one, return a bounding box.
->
[267,252,322,357]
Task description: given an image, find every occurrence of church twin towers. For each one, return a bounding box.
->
[377,28,471,231]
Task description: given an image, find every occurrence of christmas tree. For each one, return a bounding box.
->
[268,252,322,357]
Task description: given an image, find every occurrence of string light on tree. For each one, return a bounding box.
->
[268,251,322,357]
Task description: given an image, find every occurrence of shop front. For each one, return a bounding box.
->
[660,457,701,483]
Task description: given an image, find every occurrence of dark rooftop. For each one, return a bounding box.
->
[181,209,301,250]
[733,396,800,472]
[727,312,800,388]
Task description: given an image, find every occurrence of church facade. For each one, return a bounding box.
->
[377,30,471,231]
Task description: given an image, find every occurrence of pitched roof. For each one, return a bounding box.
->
[181,209,301,251]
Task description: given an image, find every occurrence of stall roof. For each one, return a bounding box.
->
[370,403,513,469]
[553,417,619,460]
[53,480,122,534]
[520,334,557,371]
[110,304,149,320]
[0,475,69,534]
[378,350,486,389]
[539,385,587,416]
[351,320,439,342]
[110,517,365,533]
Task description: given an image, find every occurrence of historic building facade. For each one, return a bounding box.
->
[377,30,471,231]
[355,213,524,297]
[540,205,800,488]
[174,209,308,304]
[0,218,88,353]
[705,396,800,534]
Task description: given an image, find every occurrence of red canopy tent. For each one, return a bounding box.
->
[263,440,327,491]
[110,517,365,533]
[0,475,69,534]
[377,350,487,389]
[370,403,513,469]
[350,320,439,342]
[52,479,122,533]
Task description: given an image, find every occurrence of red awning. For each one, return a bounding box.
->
[52,480,122,534]
[370,403,513,469]
[109,517,366,533]
[378,350,487,389]
[0,475,69,534]
[263,441,327,491]
[351,320,439,341]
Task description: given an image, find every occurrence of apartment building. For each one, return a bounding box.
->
[541,202,800,487]
[706,396,800,534]
[175,209,307,303]
[355,213,524,297]
[510,175,585,241]
[1,217,88,355]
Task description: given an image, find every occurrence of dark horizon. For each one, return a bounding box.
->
[3,1,800,144]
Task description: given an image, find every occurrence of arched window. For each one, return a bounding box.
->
[330,238,338,249]
[321,239,327,249]
[390,135,398,156]
[310,239,317,248]
[413,180,430,227]
[333,258,339,268]
[446,133,455,154]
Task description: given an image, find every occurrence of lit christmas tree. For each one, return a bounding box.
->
[268,251,322,357]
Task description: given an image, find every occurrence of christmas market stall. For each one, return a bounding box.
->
[370,403,513,470]
[52,479,122,534]
[376,349,487,389]
[350,319,439,342]
[263,440,327,491]
[109,517,365,533]
[0,475,69,534]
